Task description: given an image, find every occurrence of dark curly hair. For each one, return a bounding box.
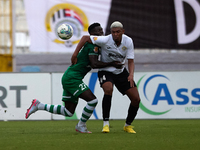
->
[88,23,100,34]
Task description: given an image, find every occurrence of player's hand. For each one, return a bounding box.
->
[111,61,123,69]
[128,75,134,87]
[71,54,77,65]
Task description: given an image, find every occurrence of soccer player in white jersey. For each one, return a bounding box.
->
[71,21,141,133]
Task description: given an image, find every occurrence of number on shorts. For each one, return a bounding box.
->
[79,83,87,91]
[100,75,106,83]
[103,75,106,80]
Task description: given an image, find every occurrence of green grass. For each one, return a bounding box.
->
[0,119,200,150]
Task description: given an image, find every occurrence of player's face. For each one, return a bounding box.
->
[92,26,104,36]
[111,27,124,43]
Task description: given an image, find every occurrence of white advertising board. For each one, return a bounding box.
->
[51,73,65,120]
[0,73,51,120]
[1,71,200,121]
[52,71,200,120]
[135,71,200,119]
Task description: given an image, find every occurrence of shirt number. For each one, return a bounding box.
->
[79,83,87,91]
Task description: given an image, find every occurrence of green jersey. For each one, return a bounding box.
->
[61,42,100,103]
[63,42,100,80]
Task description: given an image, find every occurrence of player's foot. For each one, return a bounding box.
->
[25,99,40,119]
[102,125,110,133]
[123,125,136,133]
[75,124,92,133]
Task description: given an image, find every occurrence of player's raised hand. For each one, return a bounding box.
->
[128,75,134,87]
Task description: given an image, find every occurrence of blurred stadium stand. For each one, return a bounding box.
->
[14,52,200,72]
[1,0,200,73]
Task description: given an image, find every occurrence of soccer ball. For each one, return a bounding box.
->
[57,24,73,40]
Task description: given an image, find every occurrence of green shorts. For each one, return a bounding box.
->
[62,76,89,104]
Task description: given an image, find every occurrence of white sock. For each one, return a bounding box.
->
[78,120,86,127]
[103,121,109,127]
[38,103,45,109]
[125,123,130,127]
[37,102,73,117]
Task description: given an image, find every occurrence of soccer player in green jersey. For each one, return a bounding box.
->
[25,23,122,133]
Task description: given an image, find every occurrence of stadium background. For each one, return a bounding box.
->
[0,0,200,121]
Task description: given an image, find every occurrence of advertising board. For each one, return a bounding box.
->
[0,73,51,120]
[1,71,199,120]
[52,71,200,120]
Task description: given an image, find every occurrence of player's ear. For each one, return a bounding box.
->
[122,29,125,34]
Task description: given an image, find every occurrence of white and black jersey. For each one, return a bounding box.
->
[90,34,134,74]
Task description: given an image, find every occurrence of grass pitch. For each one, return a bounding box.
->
[0,119,200,150]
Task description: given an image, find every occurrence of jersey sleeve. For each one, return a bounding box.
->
[90,36,108,47]
[126,38,134,59]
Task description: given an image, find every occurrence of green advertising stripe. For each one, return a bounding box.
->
[139,102,171,115]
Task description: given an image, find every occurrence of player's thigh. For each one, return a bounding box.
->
[114,69,134,95]
[63,79,89,98]
[62,79,90,104]
[62,89,79,106]
[102,82,113,95]
[125,87,140,107]
[125,87,140,100]
[98,71,114,94]
[64,101,77,114]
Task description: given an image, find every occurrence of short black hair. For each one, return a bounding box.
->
[88,23,100,34]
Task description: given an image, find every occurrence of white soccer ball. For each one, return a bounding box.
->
[57,24,73,40]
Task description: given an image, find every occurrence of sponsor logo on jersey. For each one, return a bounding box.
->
[93,47,99,53]
[93,37,98,41]
[108,53,125,59]
[122,46,127,51]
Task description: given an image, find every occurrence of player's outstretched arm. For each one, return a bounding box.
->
[71,35,92,64]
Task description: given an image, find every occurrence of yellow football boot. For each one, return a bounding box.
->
[102,125,110,133]
[123,125,136,133]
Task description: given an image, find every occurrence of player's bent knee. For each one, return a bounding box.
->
[102,84,113,95]
[64,108,74,117]
[68,112,74,117]
[103,88,113,95]
[136,98,141,105]
[131,98,140,107]
[88,98,98,106]
[137,99,141,106]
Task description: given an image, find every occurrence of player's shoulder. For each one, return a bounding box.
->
[85,42,100,48]
[122,34,134,48]
[91,35,110,45]
[84,42,96,47]
[97,35,110,40]
[105,34,114,42]
[123,34,134,45]
[84,42,100,52]
[122,34,133,41]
